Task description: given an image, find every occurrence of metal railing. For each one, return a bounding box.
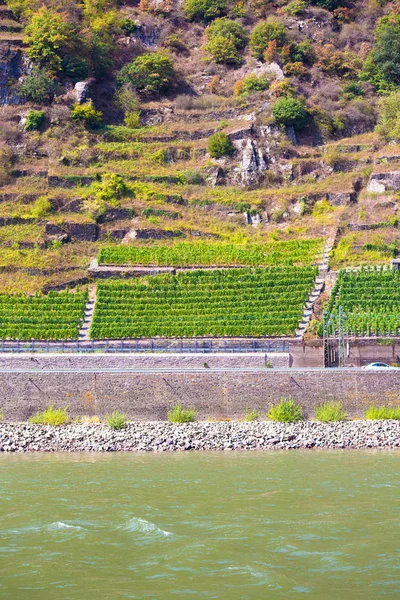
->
[0,339,290,354]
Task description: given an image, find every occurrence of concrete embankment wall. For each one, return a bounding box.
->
[1,364,400,421]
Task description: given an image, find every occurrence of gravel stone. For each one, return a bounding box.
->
[0,421,399,452]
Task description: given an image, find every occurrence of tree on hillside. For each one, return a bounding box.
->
[117,52,176,96]
[249,19,286,60]
[362,15,400,91]
[375,91,400,141]
[272,96,309,130]
[24,7,76,74]
[205,18,247,64]
[183,0,227,21]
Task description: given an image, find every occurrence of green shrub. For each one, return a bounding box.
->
[168,403,196,423]
[183,0,227,21]
[243,406,260,422]
[31,196,51,219]
[309,0,338,9]
[206,18,246,45]
[375,91,400,141]
[19,67,58,104]
[24,109,45,131]
[250,19,286,60]
[314,401,347,422]
[28,405,69,426]
[267,397,303,422]
[121,18,137,35]
[234,73,270,96]
[124,111,141,128]
[0,409,3,422]
[272,96,309,130]
[105,410,128,429]
[283,0,307,16]
[114,83,140,113]
[151,148,172,164]
[340,82,364,101]
[94,173,127,204]
[117,52,176,96]
[70,101,103,129]
[361,16,400,92]
[208,132,234,158]
[162,34,189,54]
[24,6,75,73]
[365,406,400,420]
[179,168,205,184]
[205,18,246,64]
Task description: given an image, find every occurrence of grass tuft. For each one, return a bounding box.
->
[314,401,347,422]
[243,406,260,422]
[105,410,128,430]
[267,397,303,423]
[365,406,400,420]
[168,403,196,423]
[28,405,69,426]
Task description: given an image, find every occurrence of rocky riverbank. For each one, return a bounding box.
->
[1,421,400,452]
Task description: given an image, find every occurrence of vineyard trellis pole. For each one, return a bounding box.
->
[338,305,347,368]
[322,310,330,368]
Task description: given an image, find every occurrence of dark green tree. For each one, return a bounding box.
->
[117,52,176,96]
[272,96,309,130]
[208,132,234,158]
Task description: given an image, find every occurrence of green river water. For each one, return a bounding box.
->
[1,451,399,599]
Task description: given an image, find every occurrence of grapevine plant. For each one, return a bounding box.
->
[98,239,323,268]
[0,288,88,340]
[327,266,400,336]
[90,267,317,339]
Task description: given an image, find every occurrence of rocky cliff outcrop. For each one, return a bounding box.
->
[0,44,29,105]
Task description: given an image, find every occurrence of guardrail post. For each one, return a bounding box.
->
[62,340,65,353]
[17,340,20,353]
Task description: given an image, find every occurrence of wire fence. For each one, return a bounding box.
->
[0,339,290,354]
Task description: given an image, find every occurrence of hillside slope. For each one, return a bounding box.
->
[0,0,399,339]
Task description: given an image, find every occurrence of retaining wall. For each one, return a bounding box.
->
[0,352,289,370]
[2,368,400,421]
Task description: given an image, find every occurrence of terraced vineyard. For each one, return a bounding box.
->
[0,289,88,340]
[90,268,317,339]
[98,239,324,268]
[327,268,400,336]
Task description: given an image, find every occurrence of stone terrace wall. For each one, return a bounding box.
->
[1,368,400,421]
[0,352,289,370]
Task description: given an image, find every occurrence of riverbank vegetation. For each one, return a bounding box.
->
[314,401,347,422]
[267,397,304,423]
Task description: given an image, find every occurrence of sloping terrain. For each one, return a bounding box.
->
[0,0,399,339]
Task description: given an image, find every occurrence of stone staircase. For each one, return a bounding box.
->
[78,285,97,341]
[295,230,338,338]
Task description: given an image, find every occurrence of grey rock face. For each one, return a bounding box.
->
[367,172,400,193]
[74,81,91,104]
[0,45,29,105]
